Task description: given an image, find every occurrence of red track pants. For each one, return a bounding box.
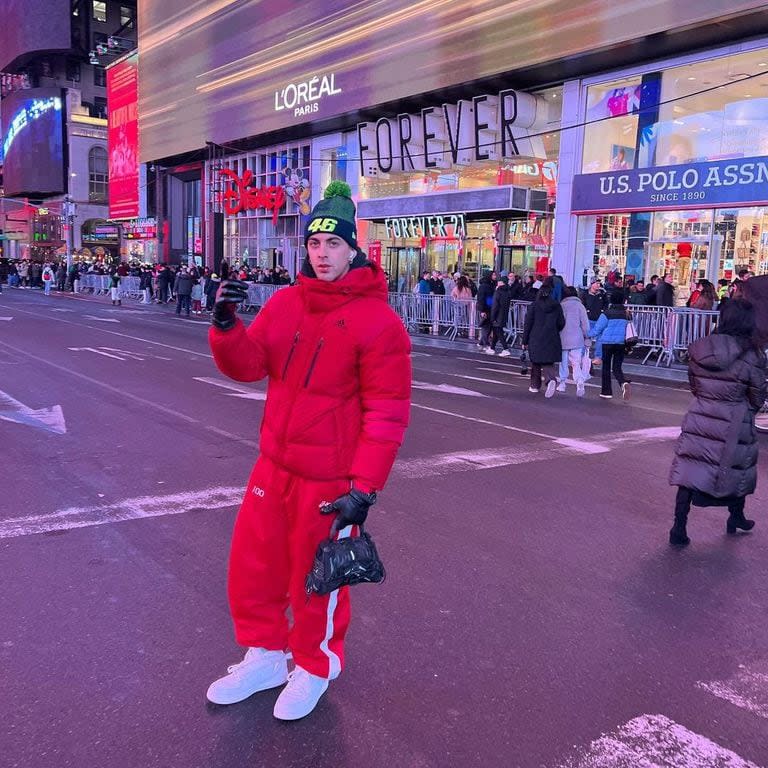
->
[227,456,353,679]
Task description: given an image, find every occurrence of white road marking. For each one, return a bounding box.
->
[83,315,120,323]
[0,486,244,539]
[51,308,74,312]
[412,380,488,398]
[697,663,768,720]
[99,346,146,361]
[193,376,267,400]
[556,714,759,768]
[0,339,259,450]
[0,388,66,435]
[68,346,127,360]
[0,316,13,321]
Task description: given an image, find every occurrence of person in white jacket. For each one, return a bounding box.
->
[558,286,590,396]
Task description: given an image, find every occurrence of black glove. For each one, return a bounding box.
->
[320,488,377,532]
[211,280,248,331]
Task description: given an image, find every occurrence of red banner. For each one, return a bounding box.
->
[368,240,382,266]
[107,54,139,219]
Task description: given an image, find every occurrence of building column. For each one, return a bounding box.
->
[551,79,583,284]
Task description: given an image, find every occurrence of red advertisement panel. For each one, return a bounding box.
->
[107,54,139,219]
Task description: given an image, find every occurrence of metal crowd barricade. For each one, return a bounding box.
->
[505,300,531,347]
[243,283,284,311]
[625,306,673,366]
[666,307,719,365]
[118,276,142,299]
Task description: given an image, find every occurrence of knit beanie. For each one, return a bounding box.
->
[304,181,358,249]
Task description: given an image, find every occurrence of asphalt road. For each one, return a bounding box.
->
[2,286,768,768]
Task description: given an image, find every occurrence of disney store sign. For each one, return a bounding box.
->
[572,155,768,214]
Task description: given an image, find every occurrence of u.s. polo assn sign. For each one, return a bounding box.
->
[571,155,768,213]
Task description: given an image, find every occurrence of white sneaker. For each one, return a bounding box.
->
[545,380,557,398]
[206,647,289,705]
[483,347,496,355]
[557,381,567,393]
[576,383,586,397]
[528,386,539,394]
[273,666,329,721]
[498,349,511,357]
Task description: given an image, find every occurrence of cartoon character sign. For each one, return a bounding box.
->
[282,167,311,215]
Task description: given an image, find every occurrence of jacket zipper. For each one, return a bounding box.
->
[282,332,300,380]
[303,338,324,387]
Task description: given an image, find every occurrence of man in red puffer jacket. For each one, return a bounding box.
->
[206,181,411,721]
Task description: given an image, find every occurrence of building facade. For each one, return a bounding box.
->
[136,1,768,283]
[0,0,136,264]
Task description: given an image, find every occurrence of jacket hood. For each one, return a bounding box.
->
[689,333,748,371]
[296,258,388,313]
[536,296,560,313]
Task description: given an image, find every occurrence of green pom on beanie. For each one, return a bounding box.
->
[323,180,352,200]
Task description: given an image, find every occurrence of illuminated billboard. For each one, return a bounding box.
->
[138,0,768,163]
[107,53,140,219]
[1,87,65,198]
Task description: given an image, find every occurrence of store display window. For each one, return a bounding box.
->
[582,47,768,174]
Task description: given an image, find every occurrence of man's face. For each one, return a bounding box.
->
[665,274,673,284]
[307,233,352,282]
[589,282,600,294]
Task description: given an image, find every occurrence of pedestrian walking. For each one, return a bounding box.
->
[174,267,194,316]
[582,279,607,369]
[476,269,495,351]
[558,286,590,396]
[42,264,54,296]
[522,282,565,397]
[668,299,767,547]
[109,270,121,305]
[205,181,411,720]
[191,279,204,315]
[487,273,512,356]
[589,291,631,400]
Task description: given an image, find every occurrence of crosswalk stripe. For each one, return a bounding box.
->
[697,664,768,721]
[556,714,760,767]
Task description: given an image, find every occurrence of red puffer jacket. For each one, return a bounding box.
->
[209,263,411,491]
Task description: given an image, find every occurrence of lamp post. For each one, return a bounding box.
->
[63,196,76,271]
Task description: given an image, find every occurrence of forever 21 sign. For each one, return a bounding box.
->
[357,89,546,177]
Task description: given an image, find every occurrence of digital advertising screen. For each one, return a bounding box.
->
[1,87,65,198]
[107,53,140,219]
[0,0,70,72]
[138,0,767,163]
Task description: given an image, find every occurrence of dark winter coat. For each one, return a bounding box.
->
[491,283,512,327]
[476,277,495,315]
[174,273,194,296]
[582,291,607,321]
[655,281,675,307]
[669,334,767,498]
[522,297,565,364]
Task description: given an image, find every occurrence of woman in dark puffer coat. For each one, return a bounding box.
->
[669,299,767,546]
[522,281,565,398]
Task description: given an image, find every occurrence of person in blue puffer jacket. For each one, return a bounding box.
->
[590,291,632,400]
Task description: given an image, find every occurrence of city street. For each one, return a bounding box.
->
[2,286,768,768]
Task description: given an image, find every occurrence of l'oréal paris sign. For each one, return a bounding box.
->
[572,156,768,214]
[274,73,342,118]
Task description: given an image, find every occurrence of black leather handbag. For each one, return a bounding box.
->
[305,525,386,596]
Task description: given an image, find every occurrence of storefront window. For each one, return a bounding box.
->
[583,47,768,173]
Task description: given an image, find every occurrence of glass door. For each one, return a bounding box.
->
[385,246,422,292]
